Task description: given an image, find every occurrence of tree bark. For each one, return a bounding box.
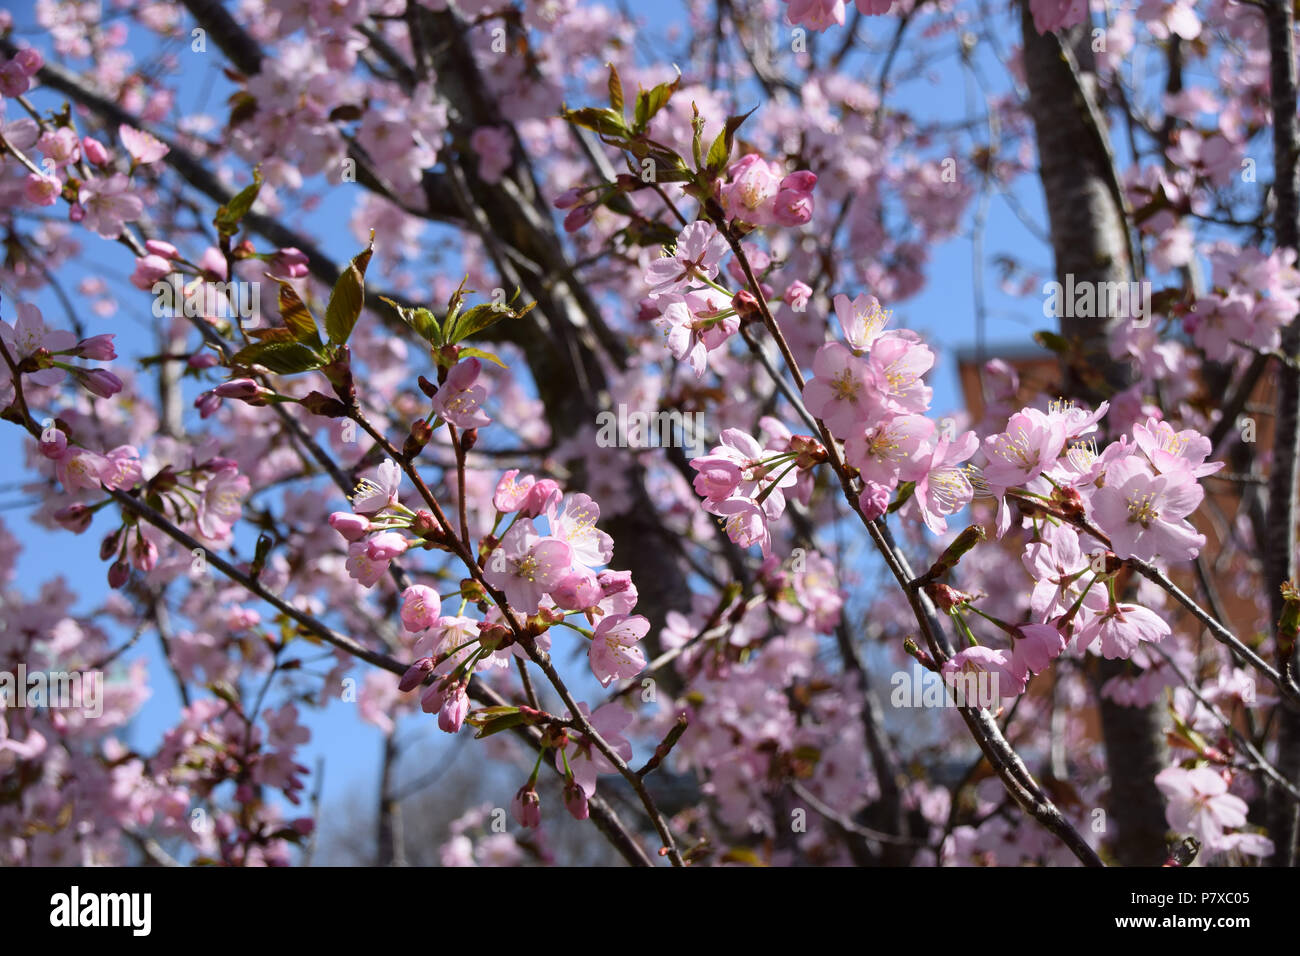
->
[1262,0,1300,869]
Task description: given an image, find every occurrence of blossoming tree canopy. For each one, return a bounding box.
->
[1,0,1300,871]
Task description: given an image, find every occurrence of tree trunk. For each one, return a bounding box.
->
[1262,0,1300,869]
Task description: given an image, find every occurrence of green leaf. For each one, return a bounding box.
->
[457,346,508,369]
[474,711,528,738]
[1033,330,1072,354]
[246,327,297,343]
[705,108,756,174]
[448,300,534,343]
[633,70,680,133]
[887,481,916,514]
[607,62,625,117]
[231,340,324,375]
[272,279,322,347]
[562,106,629,139]
[380,297,442,345]
[690,103,704,170]
[408,307,442,344]
[214,168,263,238]
[324,235,374,346]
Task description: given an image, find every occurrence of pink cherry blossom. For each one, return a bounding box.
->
[1091,454,1205,562]
[914,430,979,534]
[802,342,876,438]
[119,124,169,164]
[833,293,891,352]
[644,221,727,296]
[482,520,573,613]
[77,174,143,239]
[589,613,649,686]
[432,358,491,428]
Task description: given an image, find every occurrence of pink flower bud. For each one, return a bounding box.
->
[271,247,310,278]
[773,188,814,227]
[75,333,116,360]
[563,204,593,233]
[0,61,29,97]
[398,657,437,693]
[512,785,542,828]
[563,780,589,820]
[420,679,448,715]
[438,685,469,733]
[39,428,67,459]
[130,254,172,289]
[53,503,93,533]
[14,48,43,76]
[82,136,110,166]
[214,378,263,399]
[144,239,179,258]
[188,351,218,370]
[636,297,662,322]
[553,186,587,209]
[195,390,222,419]
[107,559,130,589]
[79,368,123,398]
[131,535,159,572]
[328,511,371,542]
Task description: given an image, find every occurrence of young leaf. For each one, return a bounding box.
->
[231,340,324,375]
[448,302,527,343]
[214,167,263,239]
[705,107,756,174]
[457,346,508,369]
[607,62,625,117]
[324,235,374,346]
[562,106,630,139]
[272,279,322,347]
[379,297,441,345]
[633,69,681,133]
[473,711,529,738]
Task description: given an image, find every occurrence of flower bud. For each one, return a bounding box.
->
[81,136,109,166]
[74,334,116,361]
[732,289,762,325]
[563,780,589,821]
[328,511,371,541]
[78,368,124,398]
[512,784,542,828]
[397,657,437,693]
[53,503,93,533]
[107,558,130,589]
[144,239,179,259]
